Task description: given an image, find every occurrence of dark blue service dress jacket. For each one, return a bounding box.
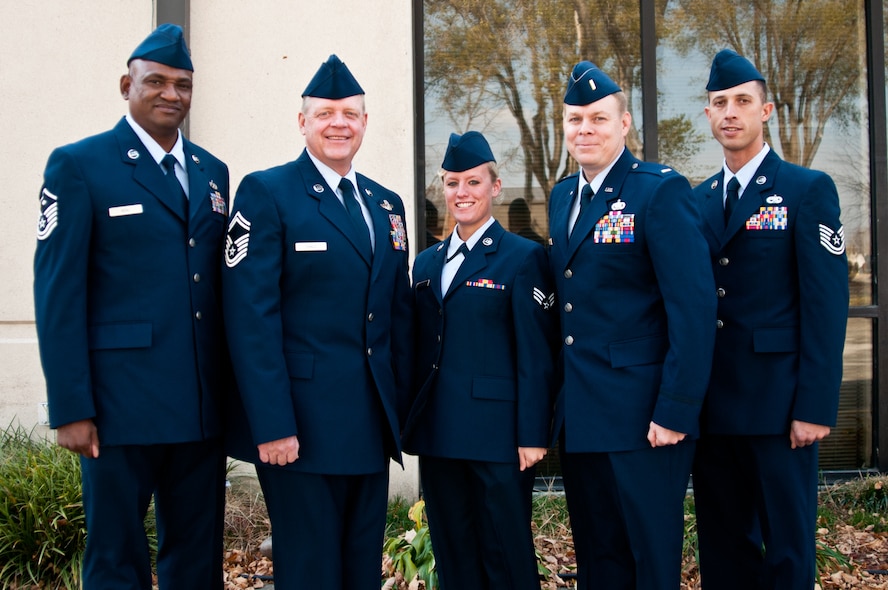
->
[33,117,230,445]
[403,221,557,462]
[694,149,849,434]
[222,149,412,474]
[547,147,717,452]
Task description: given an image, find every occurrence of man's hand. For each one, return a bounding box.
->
[647,422,687,447]
[790,420,831,449]
[56,419,100,458]
[258,436,300,466]
[518,447,547,471]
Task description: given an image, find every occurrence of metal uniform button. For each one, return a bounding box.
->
[193,273,201,283]
[564,302,573,312]
[195,311,202,320]
[437,334,442,342]
[367,312,375,322]
[564,269,573,279]
[367,348,373,356]
[565,335,574,345]
[716,287,726,298]
[719,257,730,266]
[188,238,196,247]
[432,363,438,370]
[716,319,724,329]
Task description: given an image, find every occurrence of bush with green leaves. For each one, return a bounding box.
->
[382,499,437,589]
[0,425,86,589]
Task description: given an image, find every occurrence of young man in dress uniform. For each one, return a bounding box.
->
[33,24,230,589]
[547,61,716,589]
[691,49,849,590]
[221,55,412,590]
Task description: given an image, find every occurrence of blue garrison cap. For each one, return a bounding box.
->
[441,131,496,172]
[564,61,621,106]
[127,24,193,71]
[706,49,765,91]
[302,54,364,99]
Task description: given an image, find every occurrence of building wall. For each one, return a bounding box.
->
[0,1,419,498]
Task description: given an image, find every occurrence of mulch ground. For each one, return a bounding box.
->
[220,525,888,589]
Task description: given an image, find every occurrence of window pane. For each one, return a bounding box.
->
[661,0,871,305]
[422,0,642,249]
[820,318,874,469]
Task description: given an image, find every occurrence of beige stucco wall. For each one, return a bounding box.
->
[1,1,419,498]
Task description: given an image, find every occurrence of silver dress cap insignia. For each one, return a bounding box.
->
[482,237,493,246]
[312,184,325,193]
[127,149,140,160]
[755,175,766,185]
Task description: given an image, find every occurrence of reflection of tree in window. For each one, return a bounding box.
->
[424,0,702,225]
[668,0,861,168]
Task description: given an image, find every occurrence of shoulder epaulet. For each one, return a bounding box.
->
[631,160,679,177]
[554,174,577,187]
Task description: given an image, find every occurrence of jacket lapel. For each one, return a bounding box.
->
[115,119,187,221]
[723,152,780,244]
[298,152,371,266]
[445,222,503,299]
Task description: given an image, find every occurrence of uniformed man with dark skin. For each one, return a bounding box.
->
[34,24,230,589]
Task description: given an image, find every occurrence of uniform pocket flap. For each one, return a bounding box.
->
[88,322,152,350]
[284,352,314,379]
[753,326,798,353]
[471,376,516,401]
[609,335,667,368]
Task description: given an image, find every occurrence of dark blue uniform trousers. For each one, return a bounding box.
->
[419,456,540,590]
[560,441,695,590]
[80,439,225,589]
[692,435,819,590]
[255,467,389,590]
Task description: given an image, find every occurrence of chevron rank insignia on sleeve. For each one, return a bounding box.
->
[819,223,845,256]
[225,211,251,268]
[533,287,555,310]
[37,188,59,241]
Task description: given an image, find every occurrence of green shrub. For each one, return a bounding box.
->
[0,425,86,589]
[382,499,437,589]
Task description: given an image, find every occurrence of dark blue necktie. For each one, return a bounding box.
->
[570,183,594,239]
[724,176,740,224]
[161,154,187,207]
[339,178,371,254]
[446,243,469,263]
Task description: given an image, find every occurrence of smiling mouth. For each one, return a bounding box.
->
[455,202,474,209]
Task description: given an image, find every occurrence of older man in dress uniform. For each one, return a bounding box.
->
[222,55,412,590]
